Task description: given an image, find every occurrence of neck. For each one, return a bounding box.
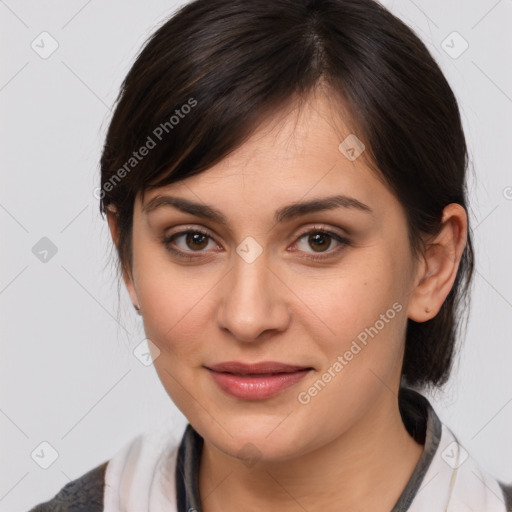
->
[199,389,424,512]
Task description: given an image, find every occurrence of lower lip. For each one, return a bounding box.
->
[208,368,311,400]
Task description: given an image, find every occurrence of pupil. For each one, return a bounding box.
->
[310,233,329,252]
[187,232,207,250]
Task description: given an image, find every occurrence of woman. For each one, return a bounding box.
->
[28,0,511,510]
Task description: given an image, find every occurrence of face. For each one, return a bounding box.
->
[119,91,424,462]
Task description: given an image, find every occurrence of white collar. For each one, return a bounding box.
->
[103,418,183,512]
[407,423,507,512]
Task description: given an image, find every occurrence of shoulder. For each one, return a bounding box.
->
[27,460,108,512]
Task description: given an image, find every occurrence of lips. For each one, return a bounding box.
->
[206,361,313,400]
[208,361,310,375]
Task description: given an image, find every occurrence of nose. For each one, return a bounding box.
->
[216,249,291,343]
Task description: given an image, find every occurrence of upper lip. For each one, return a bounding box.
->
[207,361,312,375]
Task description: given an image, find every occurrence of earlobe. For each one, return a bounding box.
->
[407,203,468,322]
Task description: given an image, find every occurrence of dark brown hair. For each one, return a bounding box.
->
[99,0,475,389]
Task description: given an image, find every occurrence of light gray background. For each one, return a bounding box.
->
[1,1,511,510]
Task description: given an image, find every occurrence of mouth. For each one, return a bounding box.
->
[205,361,313,400]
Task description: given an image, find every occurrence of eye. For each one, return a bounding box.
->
[162,228,219,261]
[161,225,351,262]
[292,226,350,261]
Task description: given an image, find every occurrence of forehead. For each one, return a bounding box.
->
[137,92,394,218]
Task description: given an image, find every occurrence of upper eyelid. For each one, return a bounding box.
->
[165,223,348,240]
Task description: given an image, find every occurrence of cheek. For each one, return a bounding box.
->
[132,246,206,347]
[295,274,407,427]
[136,266,211,415]
[139,275,210,354]
[306,253,408,398]
[317,255,403,339]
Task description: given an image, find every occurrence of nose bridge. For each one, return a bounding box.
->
[217,241,289,341]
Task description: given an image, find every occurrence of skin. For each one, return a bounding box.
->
[107,88,468,511]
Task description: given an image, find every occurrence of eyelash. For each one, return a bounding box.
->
[161,225,351,262]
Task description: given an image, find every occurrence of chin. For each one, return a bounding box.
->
[196,413,314,464]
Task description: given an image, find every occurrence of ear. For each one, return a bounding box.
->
[106,206,140,310]
[407,203,468,322]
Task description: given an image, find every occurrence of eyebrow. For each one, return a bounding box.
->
[142,194,373,224]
